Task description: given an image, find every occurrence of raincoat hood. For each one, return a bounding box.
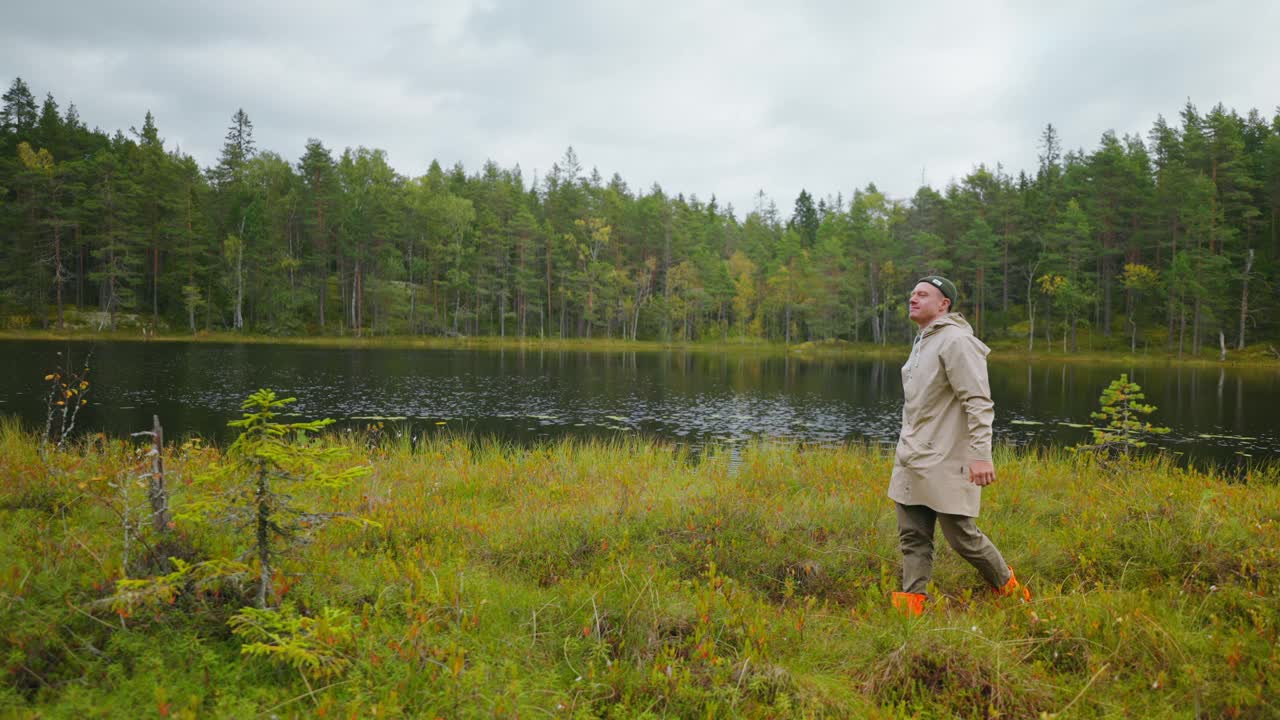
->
[919,312,972,338]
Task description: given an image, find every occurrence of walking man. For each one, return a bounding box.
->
[888,276,1029,615]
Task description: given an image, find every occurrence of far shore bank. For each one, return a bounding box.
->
[4,328,1279,369]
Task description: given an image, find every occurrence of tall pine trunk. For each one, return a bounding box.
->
[1192,298,1201,357]
[1238,248,1254,350]
[54,221,63,330]
[1165,218,1177,351]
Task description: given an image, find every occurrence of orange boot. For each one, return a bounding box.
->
[891,591,926,616]
[995,566,1031,602]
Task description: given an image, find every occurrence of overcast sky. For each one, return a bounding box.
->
[5,1,1278,216]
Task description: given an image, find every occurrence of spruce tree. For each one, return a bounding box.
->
[0,77,38,135]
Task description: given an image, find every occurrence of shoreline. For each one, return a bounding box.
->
[4,328,1279,369]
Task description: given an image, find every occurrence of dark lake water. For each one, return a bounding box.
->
[2,340,1277,467]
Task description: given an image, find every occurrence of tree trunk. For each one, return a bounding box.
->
[545,236,553,337]
[975,266,984,336]
[152,232,160,322]
[147,415,170,535]
[1101,260,1112,337]
[317,202,326,330]
[1177,299,1186,358]
[1237,248,1254,350]
[337,256,346,335]
[76,226,83,310]
[662,218,672,341]
[233,242,244,330]
[1027,304,1035,353]
[1128,292,1137,352]
[1192,298,1202,357]
[54,221,63,330]
[1044,303,1051,350]
[869,262,881,344]
[882,297,890,345]
[1001,230,1010,336]
[185,190,196,333]
[350,258,363,338]
[205,278,213,331]
[1165,218,1177,351]
[516,235,526,338]
[1025,262,1038,352]
[408,235,416,333]
[234,216,247,331]
[254,461,272,609]
[107,243,118,331]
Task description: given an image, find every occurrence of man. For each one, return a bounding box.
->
[888,275,1029,615]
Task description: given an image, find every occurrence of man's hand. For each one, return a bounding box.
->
[969,460,996,486]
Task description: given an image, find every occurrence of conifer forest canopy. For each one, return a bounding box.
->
[3,76,1280,353]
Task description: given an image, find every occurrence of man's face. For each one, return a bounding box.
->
[908,282,951,327]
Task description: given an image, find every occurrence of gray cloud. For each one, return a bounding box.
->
[4,0,1277,215]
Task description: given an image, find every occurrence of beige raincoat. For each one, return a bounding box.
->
[888,313,994,517]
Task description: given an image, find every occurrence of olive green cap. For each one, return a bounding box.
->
[917,275,958,308]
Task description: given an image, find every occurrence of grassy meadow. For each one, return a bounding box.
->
[1,421,1277,718]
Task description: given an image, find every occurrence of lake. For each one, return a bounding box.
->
[2,339,1277,467]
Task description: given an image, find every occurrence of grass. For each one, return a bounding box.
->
[1,421,1278,717]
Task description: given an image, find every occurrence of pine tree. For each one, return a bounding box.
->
[211,109,258,329]
[790,189,819,247]
[16,141,81,328]
[299,139,338,330]
[0,77,38,135]
[130,112,183,323]
[1080,374,1169,456]
[85,145,145,328]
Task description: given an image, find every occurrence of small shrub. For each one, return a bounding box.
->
[1077,373,1169,456]
[228,604,355,680]
[189,389,371,608]
[40,351,92,452]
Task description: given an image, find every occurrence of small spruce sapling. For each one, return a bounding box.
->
[219,389,370,608]
[1079,374,1169,456]
[229,604,355,681]
[109,391,370,620]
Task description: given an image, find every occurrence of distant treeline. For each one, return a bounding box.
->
[2,77,1278,352]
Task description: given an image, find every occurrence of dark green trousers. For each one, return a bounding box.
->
[895,502,1012,595]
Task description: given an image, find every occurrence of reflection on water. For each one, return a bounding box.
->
[1,340,1277,466]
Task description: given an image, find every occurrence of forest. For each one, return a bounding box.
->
[3,76,1279,355]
